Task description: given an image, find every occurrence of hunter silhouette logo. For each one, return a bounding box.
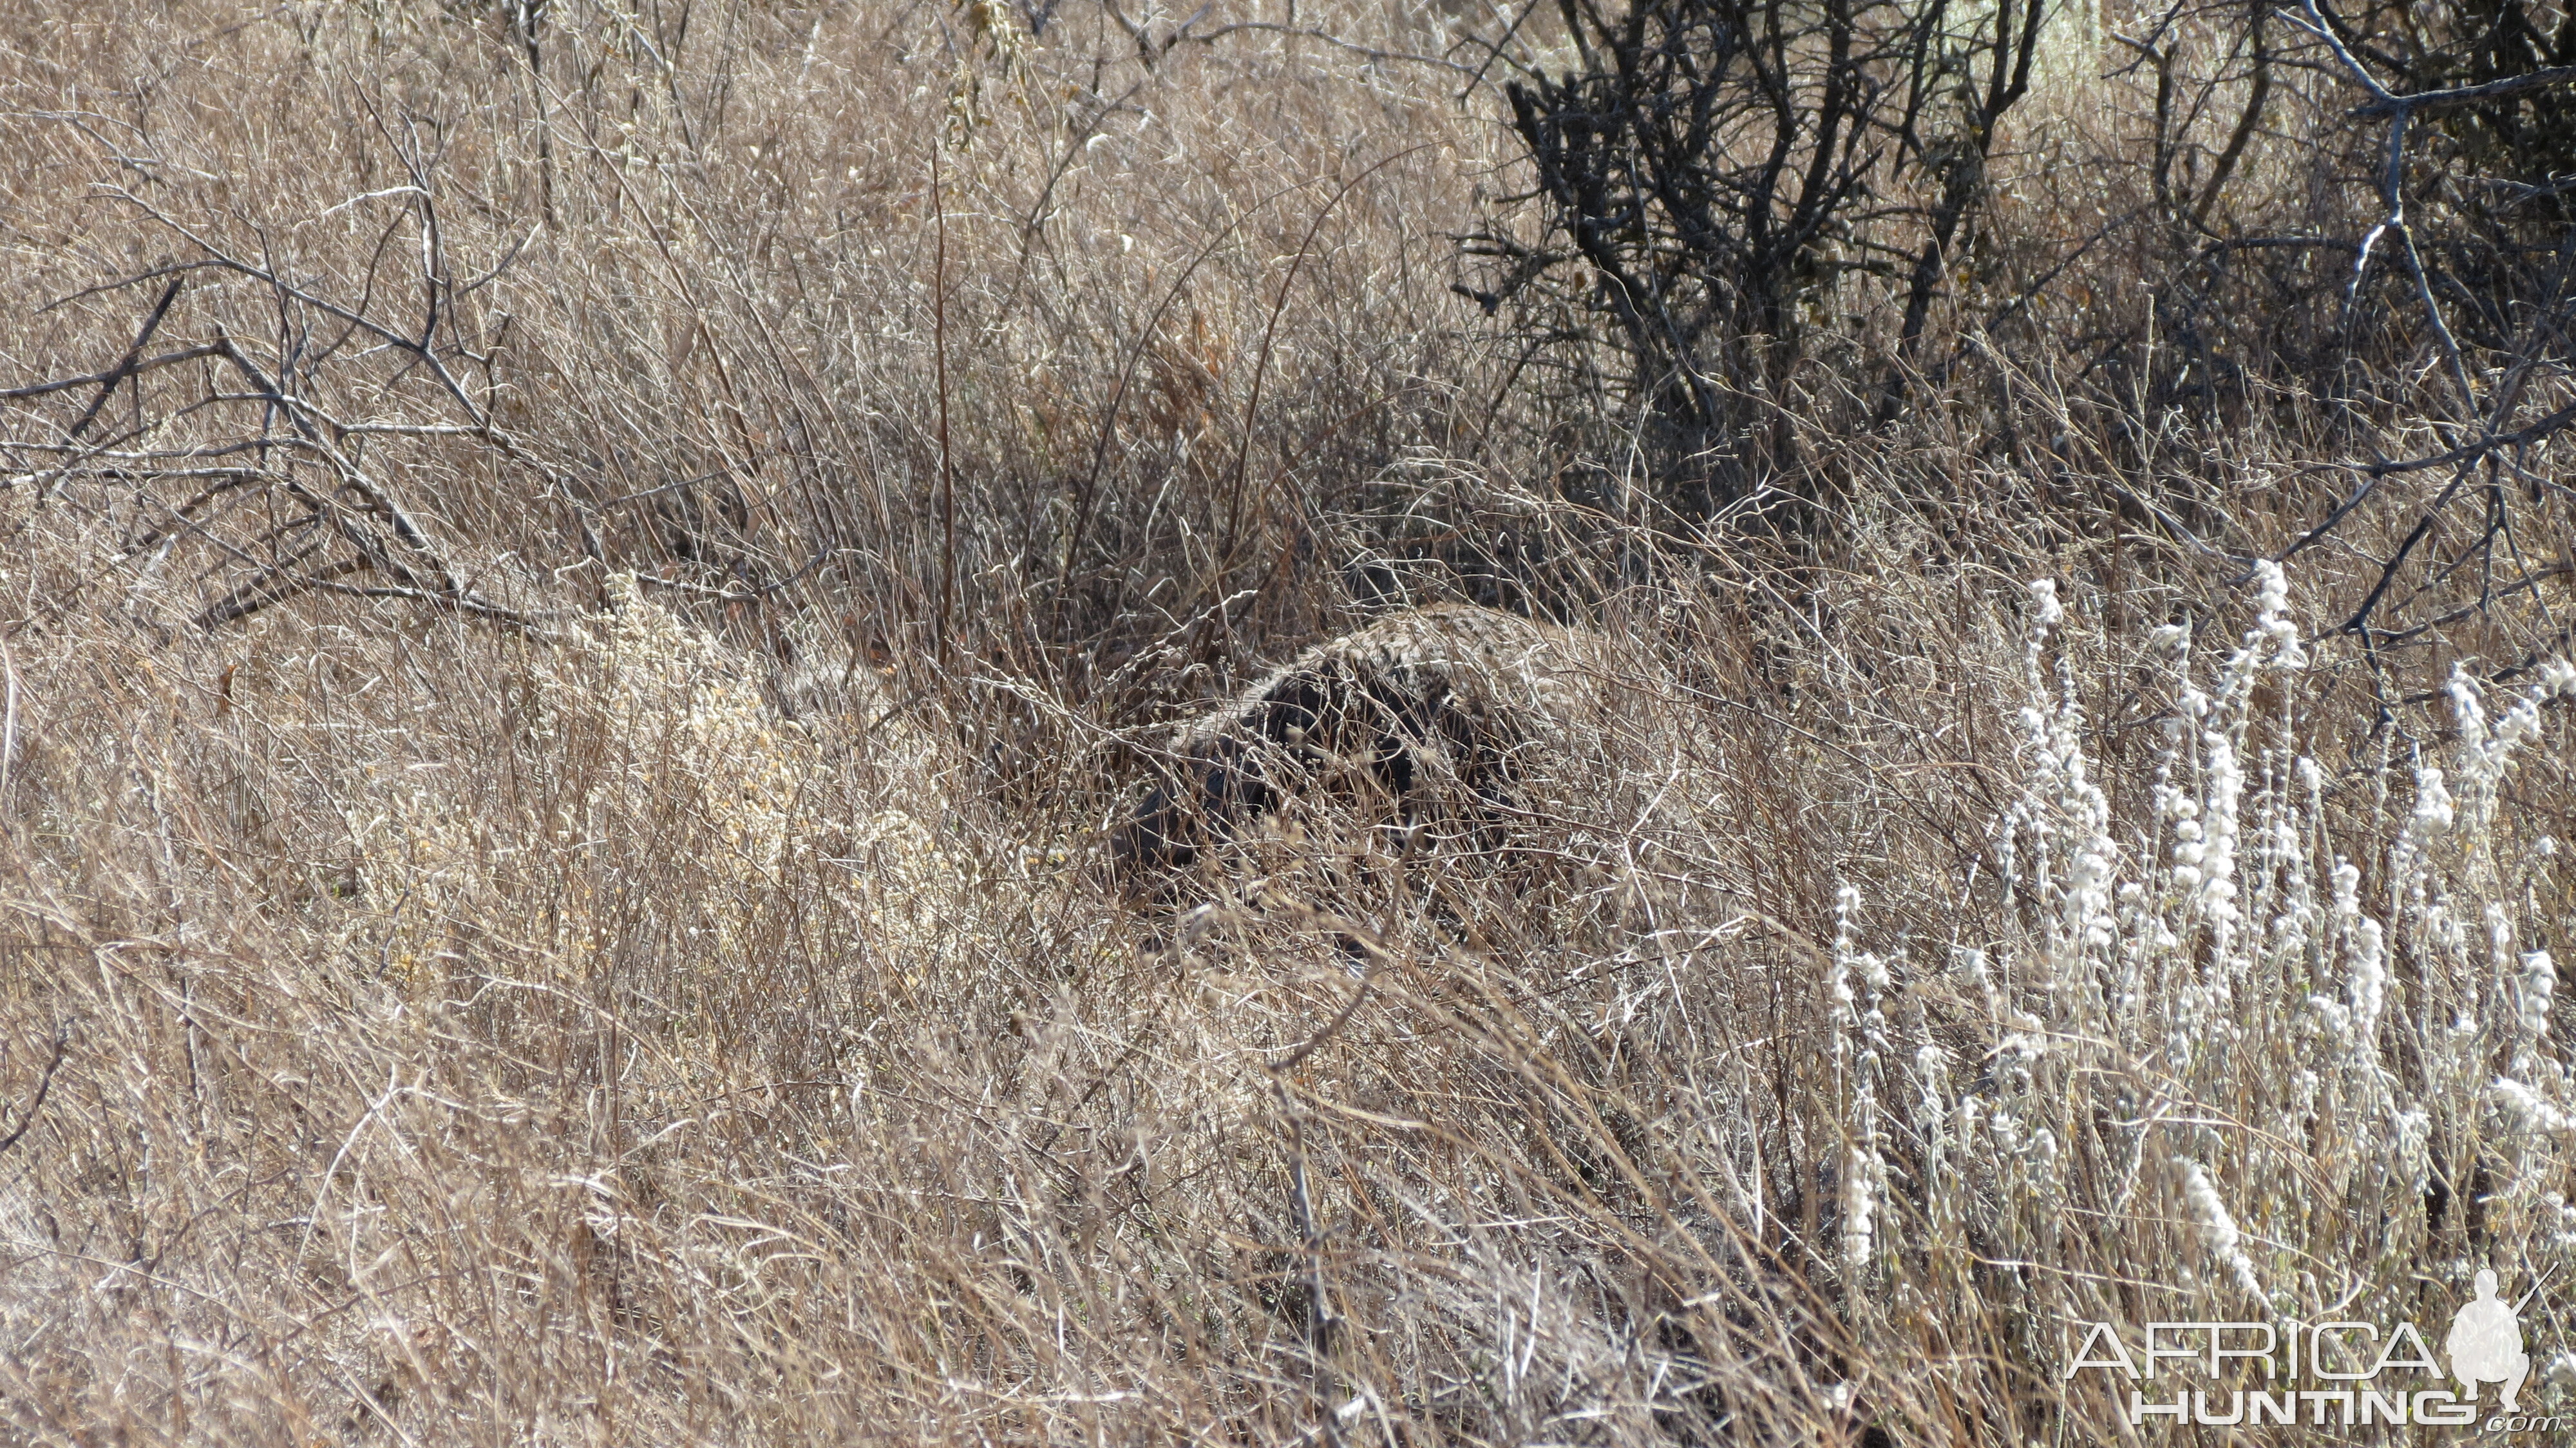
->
[2447,1269,2533,1413]
[2065,1266,2566,1431]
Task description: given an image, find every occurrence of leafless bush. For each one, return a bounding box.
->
[1464,0,2046,520]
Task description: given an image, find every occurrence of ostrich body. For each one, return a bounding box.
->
[1113,604,1611,875]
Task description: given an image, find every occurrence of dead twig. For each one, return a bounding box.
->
[0,1027,70,1158]
[0,343,223,405]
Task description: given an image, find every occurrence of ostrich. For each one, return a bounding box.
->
[1111,604,1616,878]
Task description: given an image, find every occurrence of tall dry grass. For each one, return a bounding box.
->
[3,1,2575,1444]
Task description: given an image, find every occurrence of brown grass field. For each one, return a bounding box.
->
[4,1,2576,1442]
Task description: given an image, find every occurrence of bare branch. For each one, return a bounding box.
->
[0,343,223,403]
[0,1027,70,1159]
[2350,63,2576,118]
[1166,21,1477,77]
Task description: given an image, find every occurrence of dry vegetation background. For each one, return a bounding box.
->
[5,0,2576,1442]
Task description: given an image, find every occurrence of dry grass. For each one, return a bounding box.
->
[5,1,2576,1443]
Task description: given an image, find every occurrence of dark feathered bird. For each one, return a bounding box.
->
[1112,604,1613,877]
